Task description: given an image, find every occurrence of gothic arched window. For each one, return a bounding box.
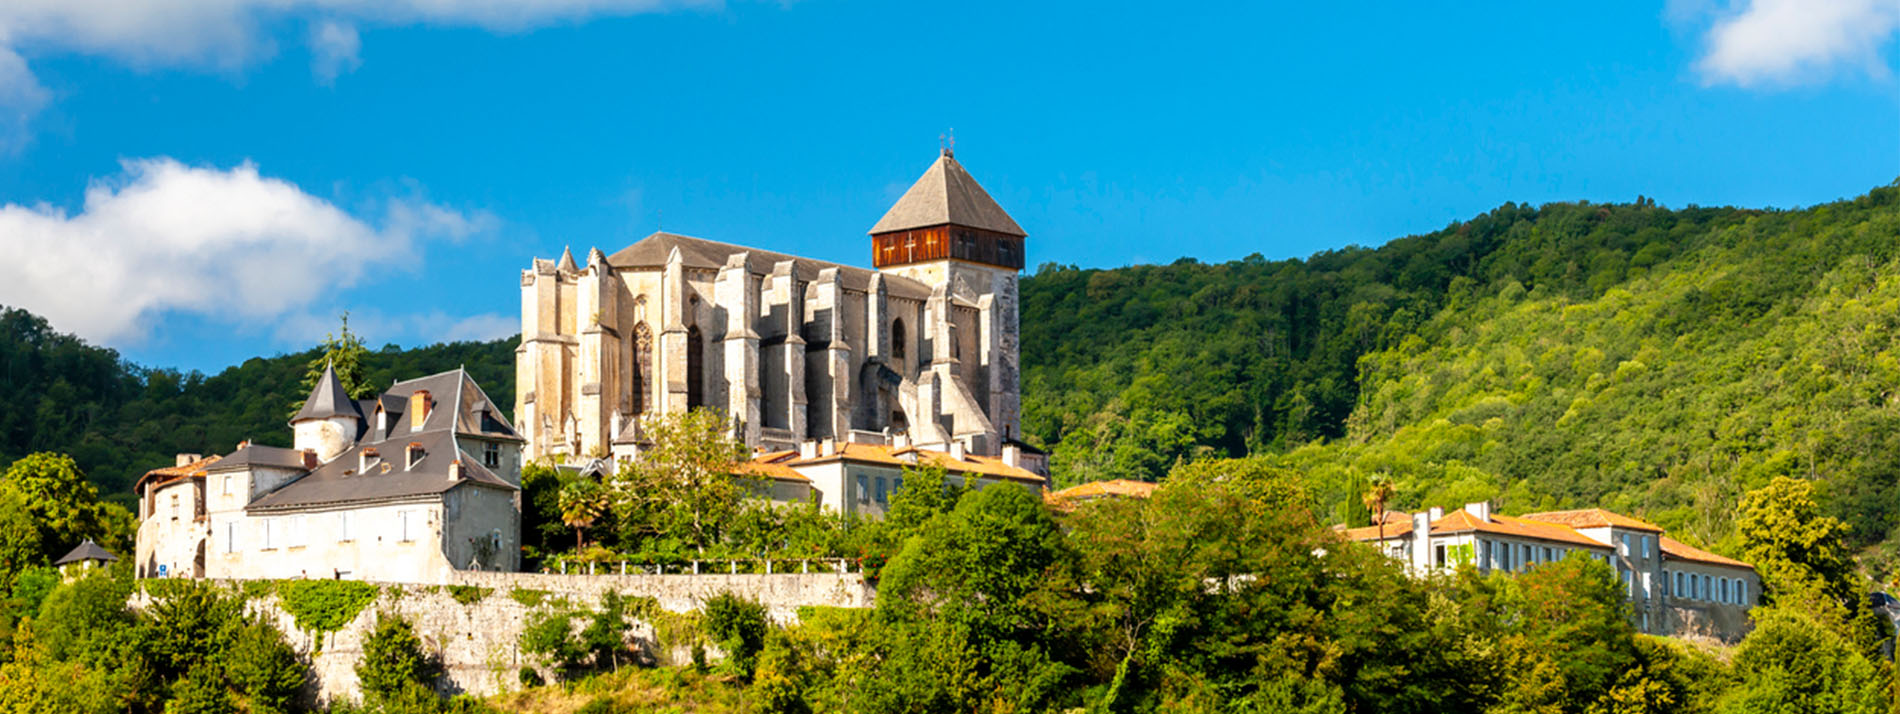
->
[891,319,906,367]
[686,326,705,409]
[633,322,653,414]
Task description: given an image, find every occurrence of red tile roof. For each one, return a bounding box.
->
[134,454,223,491]
[1659,536,1753,569]
[1048,479,1157,501]
[785,443,1045,484]
[1521,508,1663,532]
[1341,508,1611,550]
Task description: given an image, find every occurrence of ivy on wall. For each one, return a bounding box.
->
[276,580,380,634]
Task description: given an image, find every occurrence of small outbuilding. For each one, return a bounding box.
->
[54,539,118,580]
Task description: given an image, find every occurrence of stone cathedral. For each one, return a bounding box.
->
[516,150,1027,462]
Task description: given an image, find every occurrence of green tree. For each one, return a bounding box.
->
[870,483,1081,712]
[608,408,746,558]
[1719,607,1885,714]
[294,311,373,418]
[1736,477,1857,618]
[558,478,608,550]
[1,453,121,555]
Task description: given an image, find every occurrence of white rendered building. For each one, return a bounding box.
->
[1342,503,1760,641]
[134,366,525,583]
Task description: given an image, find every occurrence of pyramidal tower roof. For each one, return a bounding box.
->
[291,361,363,424]
[869,151,1025,237]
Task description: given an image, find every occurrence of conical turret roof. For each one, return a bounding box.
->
[54,539,116,566]
[291,361,363,424]
[869,152,1025,237]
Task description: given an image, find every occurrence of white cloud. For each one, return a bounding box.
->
[0,157,487,346]
[309,20,361,84]
[1693,0,1900,87]
[0,0,718,123]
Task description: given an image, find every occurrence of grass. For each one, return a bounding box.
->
[484,667,746,714]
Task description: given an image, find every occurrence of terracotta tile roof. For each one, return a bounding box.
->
[134,454,223,490]
[735,452,811,483]
[786,443,1045,484]
[1659,536,1753,569]
[1442,511,1611,549]
[1520,508,1663,532]
[1343,508,1611,550]
[1048,479,1157,501]
[1341,522,1415,542]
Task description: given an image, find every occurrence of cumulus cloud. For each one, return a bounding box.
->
[1692,0,1900,87]
[0,157,489,346]
[0,0,717,128]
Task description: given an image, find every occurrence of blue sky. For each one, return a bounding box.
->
[0,0,1893,373]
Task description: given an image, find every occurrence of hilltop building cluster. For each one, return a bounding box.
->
[1340,503,1759,641]
[135,151,1047,584]
[135,366,525,583]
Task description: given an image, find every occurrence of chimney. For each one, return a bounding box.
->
[820,437,837,457]
[949,440,967,461]
[410,390,432,431]
[302,450,318,470]
[798,440,819,460]
[449,459,464,482]
[1411,512,1432,570]
[175,453,201,467]
[1002,443,1022,468]
[1463,501,1491,522]
[892,430,911,449]
[1428,506,1444,522]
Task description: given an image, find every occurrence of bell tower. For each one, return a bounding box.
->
[869,148,1027,275]
[869,149,1025,452]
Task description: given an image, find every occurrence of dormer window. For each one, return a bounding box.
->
[360,448,380,473]
[406,443,426,470]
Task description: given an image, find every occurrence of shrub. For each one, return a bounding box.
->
[516,666,543,688]
[356,612,438,705]
[445,585,491,606]
[507,588,548,608]
[702,593,767,679]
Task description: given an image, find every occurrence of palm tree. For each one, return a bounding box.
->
[1362,474,1395,552]
[559,479,607,551]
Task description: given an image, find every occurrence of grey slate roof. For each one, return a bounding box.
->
[247,368,522,512]
[246,429,514,512]
[605,232,932,300]
[202,444,308,473]
[55,539,117,565]
[868,152,1026,237]
[291,363,364,424]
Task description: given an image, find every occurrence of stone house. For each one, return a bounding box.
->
[1342,503,1759,641]
[135,366,525,584]
[734,439,1046,517]
[517,150,1035,468]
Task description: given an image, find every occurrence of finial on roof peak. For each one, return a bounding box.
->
[939,128,955,158]
[557,246,579,273]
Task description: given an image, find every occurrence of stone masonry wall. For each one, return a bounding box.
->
[164,571,870,704]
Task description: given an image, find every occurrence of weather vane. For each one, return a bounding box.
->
[940,128,955,157]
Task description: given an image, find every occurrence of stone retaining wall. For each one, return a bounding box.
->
[148,571,871,704]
